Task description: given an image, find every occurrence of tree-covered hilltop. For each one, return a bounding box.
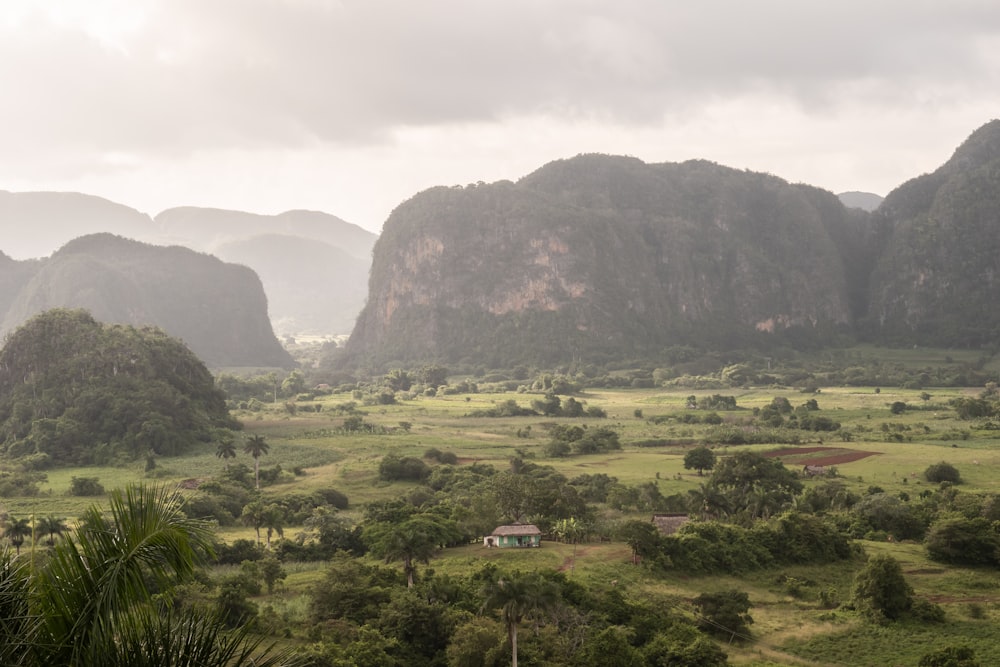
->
[0,309,238,467]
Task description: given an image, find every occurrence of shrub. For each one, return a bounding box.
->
[69,476,105,496]
[313,487,350,510]
[925,461,962,484]
[918,646,980,667]
[692,590,753,641]
[852,554,912,622]
[378,454,430,482]
[925,517,1000,566]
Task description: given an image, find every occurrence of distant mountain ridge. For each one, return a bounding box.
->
[0,234,293,368]
[0,196,377,337]
[345,119,1000,368]
[837,191,883,211]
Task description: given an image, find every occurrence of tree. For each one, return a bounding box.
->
[552,517,586,571]
[642,629,729,667]
[708,451,802,520]
[36,515,68,547]
[692,590,754,642]
[365,514,459,587]
[683,446,717,476]
[852,553,913,622]
[447,617,505,667]
[19,483,294,666]
[216,435,237,471]
[490,472,535,523]
[243,435,270,490]
[925,517,1000,566]
[261,503,286,549]
[241,499,267,545]
[258,555,286,594]
[280,370,306,396]
[481,571,560,667]
[2,515,32,555]
[618,520,661,565]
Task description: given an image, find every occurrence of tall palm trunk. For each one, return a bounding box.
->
[509,622,518,667]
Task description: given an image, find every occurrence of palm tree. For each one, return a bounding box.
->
[36,516,68,547]
[262,504,285,549]
[26,483,294,666]
[0,547,33,664]
[2,516,32,555]
[216,436,237,471]
[553,517,586,572]
[481,571,560,667]
[241,499,267,545]
[243,434,269,490]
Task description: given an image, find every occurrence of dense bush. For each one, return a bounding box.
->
[852,554,913,622]
[693,590,754,641]
[925,517,1000,566]
[69,476,105,496]
[925,461,962,484]
[652,513,852,575]
[378,454,431,482]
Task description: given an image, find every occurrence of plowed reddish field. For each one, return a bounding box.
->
[762,446,880,466]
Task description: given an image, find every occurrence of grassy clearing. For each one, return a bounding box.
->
[5,382,1000,664]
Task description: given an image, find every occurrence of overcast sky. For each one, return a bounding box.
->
[2,1,999,234]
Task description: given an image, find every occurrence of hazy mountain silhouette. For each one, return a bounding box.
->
[214,233,370,335]
[838,191,884,211]
[0,196,377,338]
[0,190,154,260]
[0,234,293,368]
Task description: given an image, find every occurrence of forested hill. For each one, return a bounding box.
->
[0,234,293,368]
[345,120,1000,368]
[0,309,237,466]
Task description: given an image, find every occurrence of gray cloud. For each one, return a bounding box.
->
[3,0,999,159]
[1,0,999,232]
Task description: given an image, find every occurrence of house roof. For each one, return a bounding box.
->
[491,524,542,537]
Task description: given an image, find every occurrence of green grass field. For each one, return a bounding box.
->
[5,381,1000,665]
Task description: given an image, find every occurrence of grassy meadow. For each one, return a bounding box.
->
[5,361,1000,665]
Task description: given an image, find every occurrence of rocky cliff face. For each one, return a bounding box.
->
[864,120,1000,347]
[347,157,858,367]
[347,120,1000,368]
[0,234,293,368]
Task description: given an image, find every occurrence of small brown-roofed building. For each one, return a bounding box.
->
[652,513,689,535]
[484,524,542,548]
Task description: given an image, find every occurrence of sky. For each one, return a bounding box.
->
[2,1,999,235]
